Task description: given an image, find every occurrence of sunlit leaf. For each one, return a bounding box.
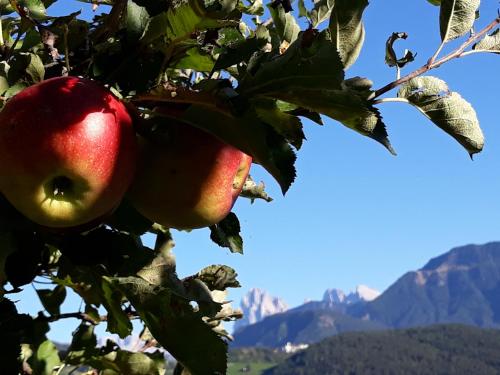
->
[309,0,335,27]
[398,76,484,155]
[440,0,480,42]
[268,3,300,43]
[473,29,500,53]
[329,0,368,69]
[29,340,61,375]
[197,264,241,291]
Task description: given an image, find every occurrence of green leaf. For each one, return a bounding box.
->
[7,53,44,85]
[113,350,166,375]
[197,264,241,290]
[214,25,269,71]
[24,53,45,83]
[385,32,416,68]
[141,0,237,44]
[209,212,243,254]
[309,0,335,28]
[101,277,133,338]
[64,323,99,366]
[127,0,150,42]
[472,29,500,53]
[440,0,480,42]
[136,242,182,292]
[329,0,368,69]
[239,29,344,97]
[427,0,441,4]
[297,0,307,18]
[36,285,66,316]
[273,88,396,154]
[17,0,48,20]
[113,276,228,375]
[239,0,264,15]
[398,76,484,156]
[29,340,61,375]
[268,4,300,43]
[175,47,215,71]
[254,98,305,149]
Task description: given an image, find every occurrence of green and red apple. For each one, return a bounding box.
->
[128,120,252,230]
[0,76,137,228]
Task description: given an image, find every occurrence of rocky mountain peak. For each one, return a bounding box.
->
[234,288,288,332]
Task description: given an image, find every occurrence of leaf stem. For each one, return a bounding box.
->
[372,97,410,105]
[373,16,500,100]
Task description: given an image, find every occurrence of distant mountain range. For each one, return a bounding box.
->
[348,242,500,328]
[232,308,385,348]
[295,285,380,314]
[233,242,500,348]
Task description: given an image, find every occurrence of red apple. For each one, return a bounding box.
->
[0,76,137,228]
[127,121,252,230]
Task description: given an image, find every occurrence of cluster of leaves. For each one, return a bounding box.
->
[0,0,498,373]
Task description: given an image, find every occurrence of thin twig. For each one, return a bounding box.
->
[38,311,139,324]
[63,24,70,73]
[373,16,500,99]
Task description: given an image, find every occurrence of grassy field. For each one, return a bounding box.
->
[227,361,277,375]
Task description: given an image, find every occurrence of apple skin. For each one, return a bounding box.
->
[127,122,252,230]
[0,76,137,228]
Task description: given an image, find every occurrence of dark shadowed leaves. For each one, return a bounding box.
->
[209,212,243,254]
[385,32,416,68]
[113,276,228,375]
[36,285,66,316]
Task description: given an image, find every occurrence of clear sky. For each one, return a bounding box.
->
[13,0,500,343]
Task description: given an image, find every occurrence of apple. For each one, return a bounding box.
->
[127,121,252,230]
[0,76,137,228]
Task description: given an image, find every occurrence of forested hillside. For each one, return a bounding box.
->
[265,325,500,375]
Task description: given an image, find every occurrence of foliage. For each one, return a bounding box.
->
[0,0,497,374]
[264,324,500,375]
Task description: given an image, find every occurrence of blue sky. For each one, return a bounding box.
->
[14,0,500,342]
